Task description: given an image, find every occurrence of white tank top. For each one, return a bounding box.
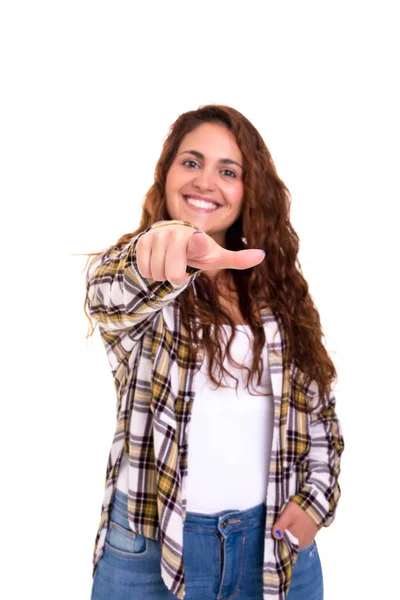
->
[116,324,274,512]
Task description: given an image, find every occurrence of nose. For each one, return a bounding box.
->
[192,167,217,192]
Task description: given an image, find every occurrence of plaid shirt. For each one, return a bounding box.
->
[86,219,345,600]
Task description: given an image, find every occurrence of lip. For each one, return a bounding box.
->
[183,195,221,213]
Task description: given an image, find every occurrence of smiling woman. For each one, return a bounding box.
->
[165,122,245,248]
[85,104,344,600]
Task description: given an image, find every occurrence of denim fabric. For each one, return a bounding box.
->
[91,489,323,600]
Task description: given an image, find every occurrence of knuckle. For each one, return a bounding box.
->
[138,231,151,245]
[165,261,187,283]
[166,272,186,286]
[136,237,150,258]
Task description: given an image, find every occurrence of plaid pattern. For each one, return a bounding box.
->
[86,220,345,600]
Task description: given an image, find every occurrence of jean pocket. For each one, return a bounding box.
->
[105,520,148,558]
[298,540,315,553]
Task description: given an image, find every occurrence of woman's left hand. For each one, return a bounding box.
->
[272,501,318,548]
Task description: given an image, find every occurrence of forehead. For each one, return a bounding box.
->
[178,122,242,161]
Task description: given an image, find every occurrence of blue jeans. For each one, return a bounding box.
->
[91,489,323,600]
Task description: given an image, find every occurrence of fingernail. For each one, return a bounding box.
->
[276,529,282,538]
[193,231,203,235]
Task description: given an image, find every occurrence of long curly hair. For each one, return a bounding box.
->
[84,104,336,409]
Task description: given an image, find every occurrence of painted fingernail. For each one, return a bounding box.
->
[276,529,282,538]
[193,231,203,235]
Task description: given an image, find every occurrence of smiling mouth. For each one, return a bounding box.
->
[183,195,221,212]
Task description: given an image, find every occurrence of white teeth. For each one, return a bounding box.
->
[186,197,219,210]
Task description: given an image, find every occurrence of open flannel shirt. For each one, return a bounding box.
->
[86,219,345,600]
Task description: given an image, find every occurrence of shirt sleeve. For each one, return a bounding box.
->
[289,382,345,531]
[85,220,203,332]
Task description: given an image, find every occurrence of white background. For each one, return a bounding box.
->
[1,1,399,598]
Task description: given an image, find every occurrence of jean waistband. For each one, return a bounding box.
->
[112,488,266,534]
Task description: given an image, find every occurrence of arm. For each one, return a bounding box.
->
[289,382,345,530]
[85,220,202,333]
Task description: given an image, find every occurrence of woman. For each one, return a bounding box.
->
[85,104,345,600]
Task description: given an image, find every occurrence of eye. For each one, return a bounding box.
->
[182,160,199,169]
[221,169,237,178]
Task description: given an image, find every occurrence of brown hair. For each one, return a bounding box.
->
[85,104,337,410]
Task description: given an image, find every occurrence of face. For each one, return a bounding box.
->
[165,122,244,248]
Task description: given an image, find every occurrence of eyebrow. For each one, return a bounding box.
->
[178,149,243,171]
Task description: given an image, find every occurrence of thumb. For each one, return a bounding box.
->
[187,231,266,271]
[272,511,292,541]
[214,247,266,271]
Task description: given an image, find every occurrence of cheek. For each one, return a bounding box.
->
[227,182,244,209]
[165,170,178,207]
[164,170,173,194]
[166,167,187,197]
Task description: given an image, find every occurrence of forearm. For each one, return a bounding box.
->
[86,221,202,332]
[290,387,345,530]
